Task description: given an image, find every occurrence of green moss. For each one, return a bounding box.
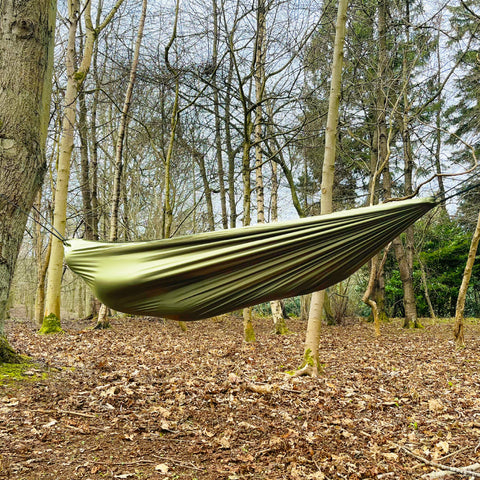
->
[94,319,111,330]
[0,336,23,363]
[178,321,187,332]
[73,70,86,83]
[274,318,289,335]
[403,318,425,329]
[39,313,63,334]
[300,348,315,368]
[244,322,256,342]
[297,348,325,374]
[0,361,47,385]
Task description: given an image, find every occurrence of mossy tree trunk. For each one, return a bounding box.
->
[454,207,480,348]
[0,0,56,359]
[42,0,126,334]
[300,0,348,376]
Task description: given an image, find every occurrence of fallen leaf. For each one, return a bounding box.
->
[155,463,169,473]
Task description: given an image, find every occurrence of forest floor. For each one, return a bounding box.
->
[1,313,480,480]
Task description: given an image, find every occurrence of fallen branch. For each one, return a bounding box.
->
[400,446,480,478]
[422,464,480,480]
[413,446,475,469]
[34,408,98,419]
[151,454,204,471]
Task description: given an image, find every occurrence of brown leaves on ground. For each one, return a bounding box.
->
[1,316,480,479]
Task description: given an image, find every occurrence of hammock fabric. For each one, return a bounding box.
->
[65,197,437,321]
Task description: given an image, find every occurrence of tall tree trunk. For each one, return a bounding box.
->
[225,54,237,229]
[42,0,81,334]
[0,0,56,360]
[96,0,148,329]
[241,130,255,342]
[212,0,228,230]
[392,0,420,329]
[270,161,288,334]
[363,0,390,332]
[300,0,348,376]
[453,208,480,348]
[434,18,447,213]
[78,88,94,241]
[42,0,125,333]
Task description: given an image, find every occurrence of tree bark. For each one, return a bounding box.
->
[398,0,420,329]
[300,0,348,376]
[270,161,288,334]
[42,0,125,333]
[40,0,124,333]
[42,0,82,334]
[454,208,480,348]
[212,0,228,230]
[96,0,148,329]
[0,0,56,360]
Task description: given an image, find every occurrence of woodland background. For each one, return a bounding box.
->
[8,0,479,331]
[2,1,480,478]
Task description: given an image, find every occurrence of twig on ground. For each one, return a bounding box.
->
[411,446,473,470]
[151,454,204,471]
[34,408,98,419]
[400,445,480,478]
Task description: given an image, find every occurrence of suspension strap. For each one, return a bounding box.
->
[0,193,68,244]
[439,177,480,203]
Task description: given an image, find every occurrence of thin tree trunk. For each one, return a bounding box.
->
[242,132,255,342]
[96,0,147,329]
[399,0,420,329]
[212,0,228,230]
[270,161,288,334]
[300,0,348,376]
[417,255,436,319]
[43,0,125,333]
[363,0,391,331]
[78,88,94,240]
[35,237,52,326]
[225,54,237,229]
[453,208,480,348]
[434,17,447,212]
[196,152,215,231]
[42,0,81,334]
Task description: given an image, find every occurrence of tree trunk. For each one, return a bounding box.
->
[0,0,56,360]
[417,255,436,319]
[35,237,52,326]
[42,0,81,334]
[270,161,288,334]
[300,0,348,376]
[96,0,148,329]
[78,89,94,241]
[398,1,420,329]
[363,0,390,331]
[196,152,215,231]
[225,54,237,229]
[454,208,480,348]
[241,133,255,342]
[42,0,125,333]
[212,0,228,230]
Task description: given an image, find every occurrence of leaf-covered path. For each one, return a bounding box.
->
[1,315,480,479]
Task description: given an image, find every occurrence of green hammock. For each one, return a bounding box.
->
[64,197,437,321]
